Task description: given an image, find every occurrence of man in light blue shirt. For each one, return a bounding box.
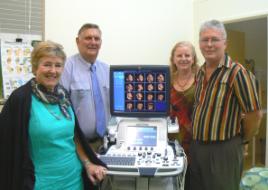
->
[60,23,110,150]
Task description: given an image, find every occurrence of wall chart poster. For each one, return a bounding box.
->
[0,41,33,99]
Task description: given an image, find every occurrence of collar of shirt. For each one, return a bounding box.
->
[78,54,96,71]
[200,53,232,74]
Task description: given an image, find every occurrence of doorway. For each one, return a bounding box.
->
[225,17,267,169]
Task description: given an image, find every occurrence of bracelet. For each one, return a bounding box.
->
[83,159,90,167]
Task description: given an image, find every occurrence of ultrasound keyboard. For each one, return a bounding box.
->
[98,145,184,177]
[99,156,136,166]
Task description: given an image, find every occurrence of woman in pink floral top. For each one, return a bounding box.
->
[168,41,199,190]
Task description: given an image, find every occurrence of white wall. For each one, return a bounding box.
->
[45,0,193,65]
[193,0,268,63]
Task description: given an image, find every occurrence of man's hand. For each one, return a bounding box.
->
[242,110,263,142]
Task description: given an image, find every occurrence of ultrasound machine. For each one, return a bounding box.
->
[99,65,186,190]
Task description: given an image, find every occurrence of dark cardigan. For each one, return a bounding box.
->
[0,80,105,190]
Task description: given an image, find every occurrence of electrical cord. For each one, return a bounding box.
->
[176,151,187,190]
[148,177,150,190]
[168,139,187,190]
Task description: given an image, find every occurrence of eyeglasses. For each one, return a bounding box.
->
[200,38,225,45]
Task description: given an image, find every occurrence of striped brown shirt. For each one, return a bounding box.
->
[192,54,261,142]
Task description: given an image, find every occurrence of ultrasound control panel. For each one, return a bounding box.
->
[100,118,184,177]
[99,144,183,176]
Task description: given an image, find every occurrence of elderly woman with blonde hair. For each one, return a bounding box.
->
[0,41,107,190]
[169,41,199,190]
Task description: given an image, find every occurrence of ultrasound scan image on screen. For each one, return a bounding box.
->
[110,65,170,117]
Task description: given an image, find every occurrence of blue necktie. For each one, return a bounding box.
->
[90,64,106,137]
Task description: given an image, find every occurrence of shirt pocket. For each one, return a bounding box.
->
[71,89,90,100]
[102,84,110,106]
[70,80,92,108]
[102,84,109,96]
[70,79,91,90]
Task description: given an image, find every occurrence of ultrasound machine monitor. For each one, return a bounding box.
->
[110,65,170,117]
[126,126,157,147]
[116,118,167,151]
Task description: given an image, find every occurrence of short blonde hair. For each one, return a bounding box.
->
[31,40,66,74]
[169,41,198,84]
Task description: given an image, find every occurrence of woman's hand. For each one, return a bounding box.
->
[84,161,107,184]
[74,136,107,184]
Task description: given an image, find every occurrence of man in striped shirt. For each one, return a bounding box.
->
[189,20,262,190]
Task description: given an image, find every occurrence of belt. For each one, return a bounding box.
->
[194,135,242,145]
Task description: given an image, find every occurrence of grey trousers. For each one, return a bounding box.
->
[189,136,243,190]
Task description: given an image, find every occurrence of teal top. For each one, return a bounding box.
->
[29,95,83,190]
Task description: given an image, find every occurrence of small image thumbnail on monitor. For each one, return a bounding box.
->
[125,92,134,101]
[146,102,155,111]
[125,73,134,82]
[156,73,165,83]
[136,102,144,111]
[146,83,154,91]
[146,73,155,83]
[146,93,154,101]
[156,93,165,101]
[135,92,144,101]
[136,83,144,92]
[125,102,134,111]
[136,73,144,82]
[157,83,165,91]
[125,83,134,92]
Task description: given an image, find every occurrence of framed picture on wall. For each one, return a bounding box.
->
[0,40,33,99]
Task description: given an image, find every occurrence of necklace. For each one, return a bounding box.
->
[176,73,193,91]
[44,104,62,120]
